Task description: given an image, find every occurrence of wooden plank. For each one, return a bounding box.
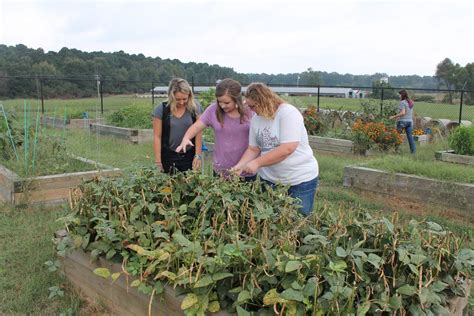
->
[343,166,474,211]
[435,151,474,166]
[62,250,234,316]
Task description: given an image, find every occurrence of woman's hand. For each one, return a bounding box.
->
[176,138,194,153]
[155,162,164,172]
[242,160,260,174]
[192,155,202,170]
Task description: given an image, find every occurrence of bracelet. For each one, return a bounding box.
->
[194,154,202,160]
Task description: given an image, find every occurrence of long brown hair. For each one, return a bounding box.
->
[215,78,249,126]
[244,82,284,119]
[398,89,414,108]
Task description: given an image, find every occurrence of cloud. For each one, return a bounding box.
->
[1,0,472,76]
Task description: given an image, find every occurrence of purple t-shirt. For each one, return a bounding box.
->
[200,103,253,174]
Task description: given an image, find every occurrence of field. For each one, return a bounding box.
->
[0,95,473,314]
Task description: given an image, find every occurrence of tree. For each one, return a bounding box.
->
[300,68,321,86]
[435,58,461,104]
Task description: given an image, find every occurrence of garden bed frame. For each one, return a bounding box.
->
[343,166,474,212]
[308,135,354,154]
[62,248,233,316]
[435,150,474,166]
[90,123,153,144]
[42,116,104,129]
[0,157,121,205]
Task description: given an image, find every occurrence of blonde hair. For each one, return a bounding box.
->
[215,78,249,126]
[167,78,197,114]
[244,82,284,119]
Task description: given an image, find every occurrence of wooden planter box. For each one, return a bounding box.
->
[401,134,430,146]
[62,249,233,316]
[42,116,104,129]
[343,166,474,211]
[435,150,474,166]
[0,157,121,205]
[90,123,153,144]
[308,135,354,154]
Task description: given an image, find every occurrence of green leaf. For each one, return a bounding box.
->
[367,253,382,269]
[431,281,448,292]
[389,295,402,310]
[410,254,427,265]
[111,272,121,282]
[397,284,417,296]
[130,279,141,287]
[356,301,371,316]
[237,290,251,303]
[208,301,220,313]
[285,261,302,272]
[212,272,233,281]
[281,288,304,302]
[194,275,213,288]
[181,293,198,310]
[336,247,347,258]
[154,281,164,294]
[383,217,394,234]
[263,289,288,305]
[328,260,347,273]
[236,306,251,316]
[93,268,111,279]
[173,232,193,247]
[426,221,443,231]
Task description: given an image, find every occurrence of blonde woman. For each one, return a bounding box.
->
[152,78,202,174]
[232,83,319,215]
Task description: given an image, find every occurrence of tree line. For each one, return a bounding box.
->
[0,44,471,102]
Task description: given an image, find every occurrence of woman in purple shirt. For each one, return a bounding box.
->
[176,78,255,181]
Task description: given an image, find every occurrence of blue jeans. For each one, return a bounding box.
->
[262,177,319,216]
[397,120,416,154]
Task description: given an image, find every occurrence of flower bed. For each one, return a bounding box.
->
[57,169,473,315]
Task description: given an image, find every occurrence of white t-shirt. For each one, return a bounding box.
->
[249,103,319,185]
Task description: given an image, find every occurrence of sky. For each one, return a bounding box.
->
[0,0,473,77]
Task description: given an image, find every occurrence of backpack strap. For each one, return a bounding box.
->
[161,102,171,150]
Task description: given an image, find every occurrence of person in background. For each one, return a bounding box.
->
[232,82,319,216]
[152,78,202,173]
[176,78,255,181]
[390,89,416,154]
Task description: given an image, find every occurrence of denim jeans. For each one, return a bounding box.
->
[397,120,416,154]
[262,177,319,216]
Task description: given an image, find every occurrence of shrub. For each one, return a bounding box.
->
[197,88,216,110]
[107,104,152,129]
[303,106,328,135]
[352,119,402,153]
[448,125,474,155]
[414,95,435,103]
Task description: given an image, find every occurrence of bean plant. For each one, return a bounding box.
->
[59,168,473,315]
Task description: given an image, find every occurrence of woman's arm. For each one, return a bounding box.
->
[231,146,261,174]
[176,120,206,153]
[192,115,204,170]
[243,142,298,174]
[390,103,406,120]
[152,118,163,171]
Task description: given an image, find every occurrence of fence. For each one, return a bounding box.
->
[0,75,472,123]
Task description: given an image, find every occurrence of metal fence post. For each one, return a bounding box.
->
[458,90,464,124]
[380,87,384,115]
[100,80,104,115]
[151,81,155,106]
[40,78,45,114]
[317,85,320,112]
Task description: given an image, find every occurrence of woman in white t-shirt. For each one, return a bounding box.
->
[232,83,319,215]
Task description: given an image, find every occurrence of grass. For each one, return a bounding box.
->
[0,121,472,314]
[0,204,103,315]
[281,95,474,121]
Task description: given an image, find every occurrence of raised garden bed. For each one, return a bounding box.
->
[0,157,120,205]
[435,150,474,166]
[308,135,353,154]
[42,116,104,129]
[90,123,153,144]
[62,248,232,316]
[343,166,474,211]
